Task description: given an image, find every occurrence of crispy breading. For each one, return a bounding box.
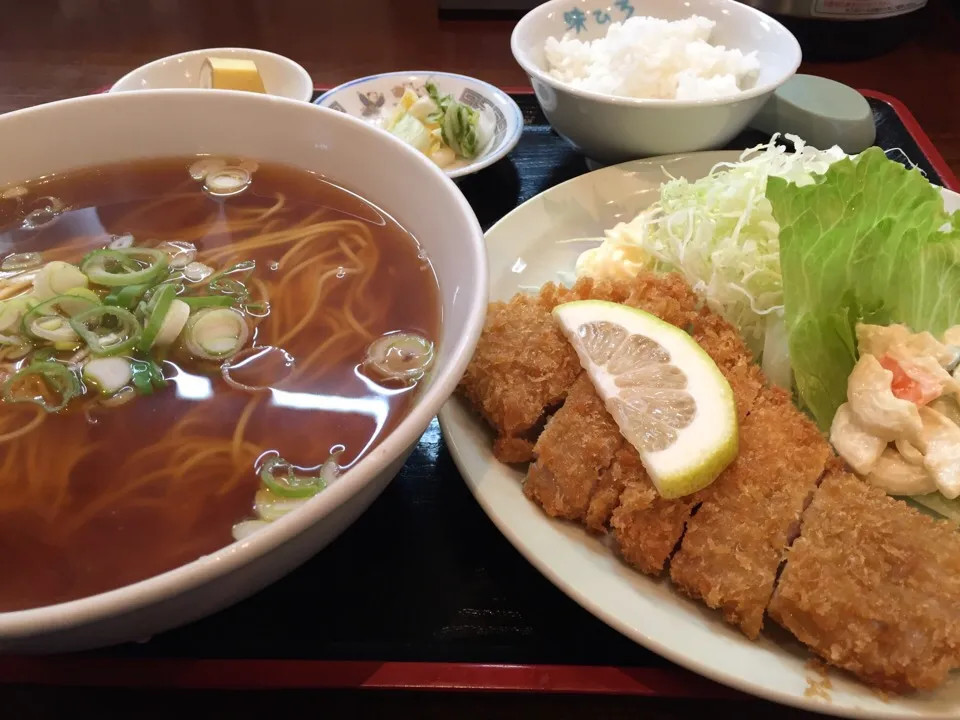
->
[608,445,700,574]
[608,304,767,572]
[689,307,766,421]
[524,374,623,522]
[669,387,832,639]
[768,469,960,692]
[457,292,581,462]
[458,273,702,464]
[559,274,702,329]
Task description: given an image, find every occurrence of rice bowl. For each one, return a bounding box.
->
[511,0,802,162]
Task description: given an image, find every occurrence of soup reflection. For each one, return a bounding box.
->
[0,158,439,611]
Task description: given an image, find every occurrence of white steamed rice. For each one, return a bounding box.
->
[544,15,760,101]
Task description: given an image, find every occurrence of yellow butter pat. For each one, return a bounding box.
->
[200,58,266,94]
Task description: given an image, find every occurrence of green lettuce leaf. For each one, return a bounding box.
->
[768,147,960,430]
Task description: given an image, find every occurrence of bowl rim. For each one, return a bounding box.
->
[314,70,525,179]
[0,88,487,637]
[109,47,314,103]
[511,0,802,109]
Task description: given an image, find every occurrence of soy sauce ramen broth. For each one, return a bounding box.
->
[0,158,439,612]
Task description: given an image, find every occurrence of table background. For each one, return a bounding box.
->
[1,0,958,717]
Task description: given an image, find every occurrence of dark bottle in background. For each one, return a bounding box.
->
[734,0,929,61]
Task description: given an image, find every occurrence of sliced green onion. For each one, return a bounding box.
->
[3,361,80,412]
[129,359,155,395]
[32,260,88,300]
[1,252,42,272]
[253,487,308,521]
[31,347,56,363]
[153,299,190,347]
[83,357,132,395]
[208,278,249,300]
[0,295,33,332]
[157,241,198,269]
[182,261,213,282]
[69,305,141,356]
[148,359,167,389]
[108,233,134,250]
[22,293,99,343]
[259,457,326,499]
[184,307,249,360]
[29,315,78,343]
[231,519,270,541]
[138,283,176,351]
[181,295,235,309]
[104,282,151,310]
[129,358,167,395]
[362,332,434,383]
[204,167,251,197]
[188,157,227,181]
[81,248,168,287]
[243,300,270,318]
[58,287,101,316]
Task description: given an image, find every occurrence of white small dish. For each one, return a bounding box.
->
[437,152,960,718]
[316,71,523,179]
[511,0,802,163]
[110,47,314,103]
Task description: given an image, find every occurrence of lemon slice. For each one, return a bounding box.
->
[553,300,738,499]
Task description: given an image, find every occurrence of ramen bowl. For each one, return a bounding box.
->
[511,0,801,163]
[0,89,486,651]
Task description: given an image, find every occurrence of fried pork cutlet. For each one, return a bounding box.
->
[523,274,704,529]
[547,273,701,330]
[608,445,700,575]
[669,386,832,639]
[458,292,581,463]
[768,469,960,693]
[689,307,766,422]
[524,374,624,524]
[458,273,701,464]
[609,304,767,575]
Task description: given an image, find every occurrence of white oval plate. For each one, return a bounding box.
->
[438,151,960,718]
[315,71,523,180]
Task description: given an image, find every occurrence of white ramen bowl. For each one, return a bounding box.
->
[0,89,486,652]
[512,0,801,163]
[110,48,314,103]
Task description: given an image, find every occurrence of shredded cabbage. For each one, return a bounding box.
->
[575,135,845,388]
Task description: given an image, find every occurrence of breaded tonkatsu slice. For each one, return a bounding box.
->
[458,273,701,464]
[688,307,766,422]
[609,306,768,575]
[768,469,960,693]
[524,374,624,525]
[458,291,581,463]
[608,445,701,574]
[669,387,832,639]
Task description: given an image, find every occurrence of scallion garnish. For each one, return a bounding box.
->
[69,305,141,356]
[3,361,80,412]
[181,295,236,310]
[81,248,168,287]
[259,457,326,499]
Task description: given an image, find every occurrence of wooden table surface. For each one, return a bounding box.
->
[1,1,958,718]
[0,0,957,177]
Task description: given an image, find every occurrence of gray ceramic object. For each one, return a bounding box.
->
[749,74,876,153]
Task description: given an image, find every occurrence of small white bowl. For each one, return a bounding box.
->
[110,47,314,103]
[316,71,523,179]
[512,0,801,163]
